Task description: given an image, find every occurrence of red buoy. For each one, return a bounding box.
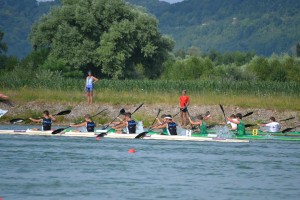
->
[128,148,136,153]
[96,137,101,141]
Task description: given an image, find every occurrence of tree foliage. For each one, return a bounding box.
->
[30,0,174,79]
[162,51,300,83]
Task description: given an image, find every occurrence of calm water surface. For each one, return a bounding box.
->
[0,126,299,200]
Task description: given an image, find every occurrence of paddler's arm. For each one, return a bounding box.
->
[29,118,42,123]
[152,123,167,129]
[227,117,240,124]
[49,115,56,122]
[70,122,87,127]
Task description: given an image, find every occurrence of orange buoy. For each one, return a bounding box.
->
[128,148,136,153]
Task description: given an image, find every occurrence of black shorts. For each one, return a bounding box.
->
[180,107,187,112]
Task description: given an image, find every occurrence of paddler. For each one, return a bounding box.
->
[258,117,281,132]
[29,110,56,131]
[179,90,190,127]
[114,112,137,134]
[151,115,177,135]
[227,113,245,136]
[85,70,99,105]
[69,114,95,132]
[188,114,207,134]
[225,114,238,130]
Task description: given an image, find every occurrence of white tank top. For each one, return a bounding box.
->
[86,77,93,87]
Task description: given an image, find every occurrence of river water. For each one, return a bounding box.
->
[0,126,300,200]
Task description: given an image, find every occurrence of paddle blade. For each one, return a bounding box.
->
[119,108,125,115]
[245,124,255,128]
[243,112,253,118]
[282,128,294,133]
[135,132,148,139]
[280,117,295,122]
[10,118,24,124]
[52,128,65,135]
[55,110,71,116]
[96,133,107,138]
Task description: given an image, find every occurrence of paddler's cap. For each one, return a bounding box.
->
[165,115,172,120]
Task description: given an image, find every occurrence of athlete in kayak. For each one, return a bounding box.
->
[85,71,99,104]
[227,113,245,136]
[188,115,207,134]
[179,90,190,127]
[70,114,95,132]
[29,110,56,131]
[151,115,177,135]
[114,112,136,134]
[258,117,281,132]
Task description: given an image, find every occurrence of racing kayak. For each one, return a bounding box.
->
[146,130,300,141]
[192,133,300,141]
[0,129,248,143]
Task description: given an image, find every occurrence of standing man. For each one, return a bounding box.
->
[85,71,99,104]
[179,90,190,126]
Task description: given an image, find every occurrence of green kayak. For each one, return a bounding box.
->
[147,130,300,141]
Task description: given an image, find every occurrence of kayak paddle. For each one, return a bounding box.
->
[219,104,227,124]
[245,124,256,128]
[52,108,107,135]
[135,108,163,139]
[282,125,300,133]
[99,108,126,130]
[243,112,253,118]
[279,117,295,122]
[10,109,72,124]
[150,109,162,126]
[131,103,144,115]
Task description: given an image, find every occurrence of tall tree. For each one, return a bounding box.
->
[30,0,174,79]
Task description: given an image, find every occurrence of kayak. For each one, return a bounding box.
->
[146,130,300,141]
[192,133,300,141]
[0,129,248,143]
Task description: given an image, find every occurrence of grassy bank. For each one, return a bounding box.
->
[2,87,300,111]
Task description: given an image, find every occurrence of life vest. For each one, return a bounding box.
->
[237,120,245,136]
[167,122,177,135]
[199,121,207,134]
[87,121,95,132]
[42,118,52,131]
[127,120,136,134]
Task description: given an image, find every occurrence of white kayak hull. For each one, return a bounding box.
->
[0,130,248,143]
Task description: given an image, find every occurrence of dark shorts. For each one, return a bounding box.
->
[180,107,187,112]
[85,86,93,92]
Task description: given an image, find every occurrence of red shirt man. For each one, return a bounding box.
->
[179,90,190,126]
